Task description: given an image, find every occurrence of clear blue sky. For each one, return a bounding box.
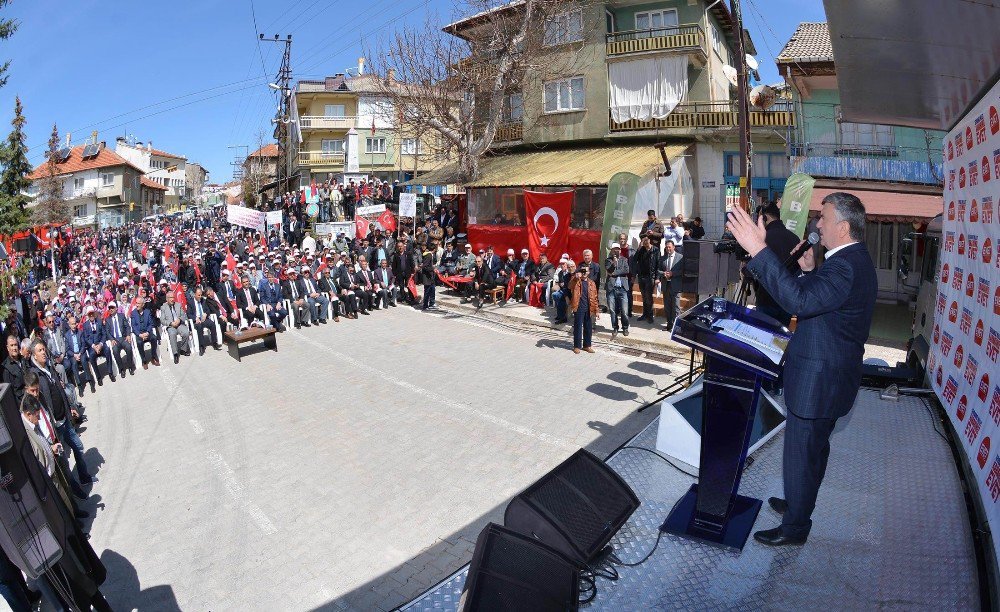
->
[0,0,825,183]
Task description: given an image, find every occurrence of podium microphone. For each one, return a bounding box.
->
[784,232,819,269]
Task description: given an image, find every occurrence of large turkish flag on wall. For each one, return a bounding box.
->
[524,189,573,261]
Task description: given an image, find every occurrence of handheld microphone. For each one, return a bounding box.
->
[784,232,819,269]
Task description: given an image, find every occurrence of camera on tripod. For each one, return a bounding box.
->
[713,233,749,260]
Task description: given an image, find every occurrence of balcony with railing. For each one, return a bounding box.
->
[299,115,357,130]
[298,150,345,166]
[789,143,944,185]
[610,101,796,132]
[606,24,707,63]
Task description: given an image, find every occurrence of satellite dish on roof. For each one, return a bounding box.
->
[745,55,759,70]
[722,64,738,87]
[750,84,778,110]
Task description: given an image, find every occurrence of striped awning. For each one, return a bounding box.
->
[809,187,943,222]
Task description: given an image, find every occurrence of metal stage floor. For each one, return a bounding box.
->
[400,389,979,610]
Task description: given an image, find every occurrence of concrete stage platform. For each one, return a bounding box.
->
[401,389,980,610]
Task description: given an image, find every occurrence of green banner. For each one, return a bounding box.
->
[780,172,815,238]
[602,172,641,257]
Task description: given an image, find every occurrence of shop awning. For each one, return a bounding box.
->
[409,144,689,187]
[809,187,942,223]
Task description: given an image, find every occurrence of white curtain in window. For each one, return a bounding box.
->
[609,56,687,123]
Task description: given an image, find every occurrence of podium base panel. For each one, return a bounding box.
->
[659,484,762,552]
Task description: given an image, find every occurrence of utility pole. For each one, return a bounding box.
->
[261,34,293,204]
[729,0,752,213]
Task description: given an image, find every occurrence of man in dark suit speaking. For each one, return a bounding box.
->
[726,192,877,546]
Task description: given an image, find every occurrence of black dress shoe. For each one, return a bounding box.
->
[199,346,206,356]
[97,379,103,387]
[173,353,180,364]
[769,497,788,514]
[109,374,116,382]
[753,527,806,547]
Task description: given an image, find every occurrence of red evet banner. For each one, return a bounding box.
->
[524,189,573,261]
[465,225,601,266]
[933,76,1000,562]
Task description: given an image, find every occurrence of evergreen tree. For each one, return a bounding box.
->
[32,122,69,225]
[0,96,30,235]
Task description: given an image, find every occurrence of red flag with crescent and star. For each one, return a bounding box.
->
[377,209,397,233]
[523,189,573,262]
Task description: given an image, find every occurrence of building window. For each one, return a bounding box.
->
[100,173,114,187]
[837,108,895,150]
[543,77,585,113]
[366,137,386,154]
[504,93,523,122]
[544,9,583,46]
[73,204,87,218]
[710,23,726,60]
[73,178,85,191]
[322,139,344,155]
[324,104,346,117]
[401,138,419,155]
[635,9,678,35]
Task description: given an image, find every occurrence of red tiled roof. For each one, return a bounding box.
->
[28,144,144,180]
[149,147,186,160]
[140,176,168,191]
[809,187,942,222]
[248,143,279,158]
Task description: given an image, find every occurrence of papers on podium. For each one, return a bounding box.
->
[712,319,788,365]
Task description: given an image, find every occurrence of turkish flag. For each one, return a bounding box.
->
[171,282,187,309]
[524,189,573,262]
[355,215,370,240]
[377,209,397,233]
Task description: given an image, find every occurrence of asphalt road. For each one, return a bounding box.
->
[76,306,687,610]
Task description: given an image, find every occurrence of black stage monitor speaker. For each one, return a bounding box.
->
[504,449,639,567]
[460,522,580,612]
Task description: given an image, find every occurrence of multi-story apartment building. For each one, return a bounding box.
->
[115,138,188,211]
[292,67,447,189]
[416,0,796,252]
[777,22,945,300]
[26,141,166,227]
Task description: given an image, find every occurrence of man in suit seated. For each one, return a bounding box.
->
[437,243,458,275]
[469,255,495,307]
[299,267,329,324]
[187,286,221,354]
[512,248,536,302]
[103,302,136,376]
[352,260,376,314]
[372,259,396,308]
[315,267,341,322]
[158,290,191,364]
[81,306,114,385]
[64,314,94,394]
[333,259,359,319]
[129,295,160,368]
[727,192,877,547]
[257,270,289,331]
[236,274,266,327]
[659,240,683,330]
[282,268,309,328]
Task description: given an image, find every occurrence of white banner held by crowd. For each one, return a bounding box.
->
[932,77,1000,563]
[227,205,266,231]
[356,203,386,216]
[266,210,283,227]
[399,193,417,218]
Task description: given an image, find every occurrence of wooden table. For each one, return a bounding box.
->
[223,327,277,362]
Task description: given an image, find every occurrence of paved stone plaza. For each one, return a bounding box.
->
[76,306,689,610]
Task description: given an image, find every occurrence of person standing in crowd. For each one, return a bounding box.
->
[568,261,597,354]
[750,204,800,327]
[633,235,659,323]
[2,334,24,403]
[663,216,685,251]
[604,243,630,337]
[580,249,601,285]
[639,210,664,253]
[420,243,436,310]
[726,192,877,547]
[659,240,683,330]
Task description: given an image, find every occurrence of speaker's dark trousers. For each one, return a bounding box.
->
[781,411,838,539]
[663,286,681,328]
[637,276,655,319]
[572,309,592,349]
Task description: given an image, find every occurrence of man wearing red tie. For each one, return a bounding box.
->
[353,259,377,314]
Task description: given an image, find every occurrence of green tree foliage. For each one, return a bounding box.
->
[0,96,30,235]
[32,123,70,225]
